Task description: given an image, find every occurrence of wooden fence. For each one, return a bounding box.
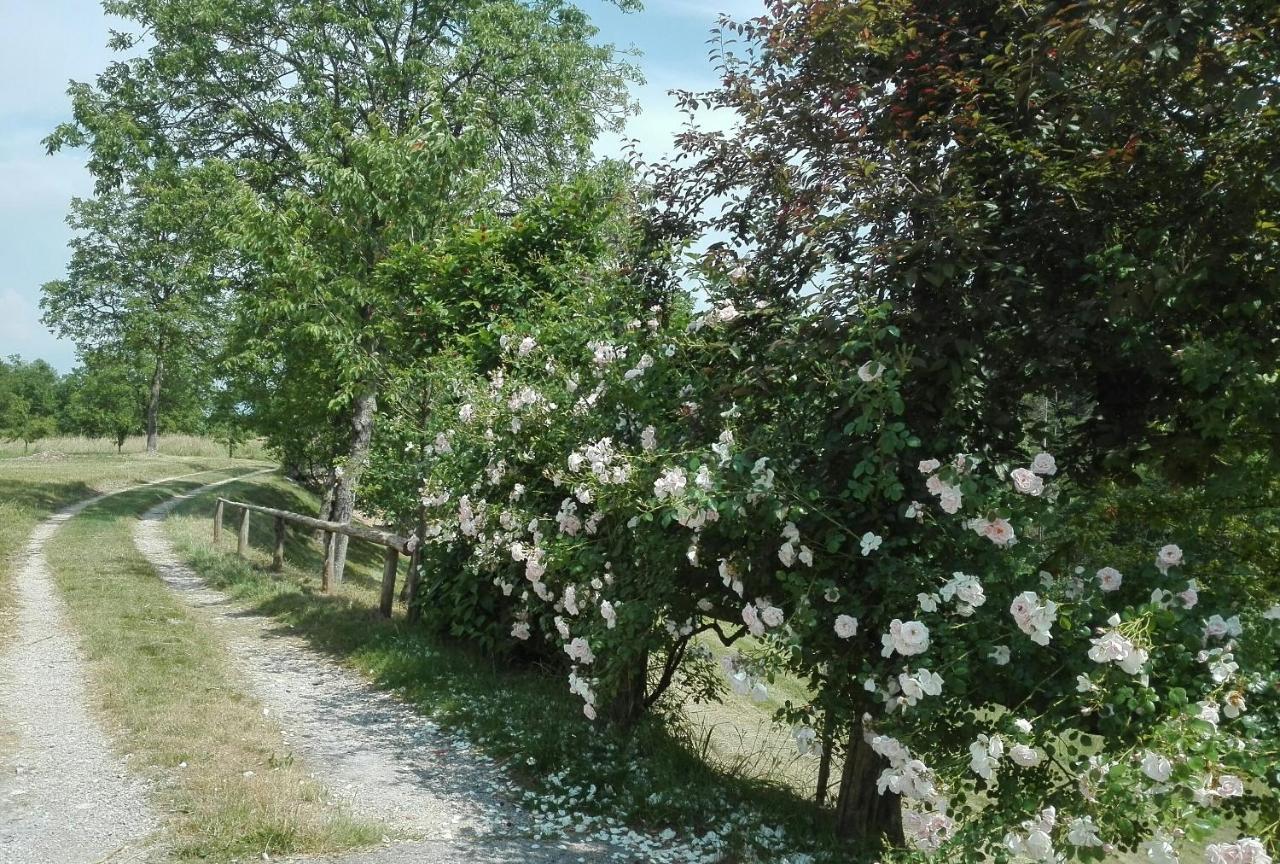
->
[213,497,420,618]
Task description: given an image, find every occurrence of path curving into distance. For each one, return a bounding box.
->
[0,470,238,864]
[133,475,634,864]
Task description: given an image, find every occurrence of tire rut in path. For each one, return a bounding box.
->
[134,476,627,864]
[0,470,233,864]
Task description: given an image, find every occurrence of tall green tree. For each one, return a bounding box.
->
[0,356,62,452]
[41,167,229,453]
[652,0,1280,481]
[60,350,147,452]
[48,0,640,578]
[0,356,61,424]
[644,0,1280,844]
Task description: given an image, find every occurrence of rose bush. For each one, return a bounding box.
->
[373,259,1277,861]
[360,0,1280,857]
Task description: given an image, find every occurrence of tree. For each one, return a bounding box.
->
[633,0,1280,848]
[649,0,1280,481]
[207,383,252,459]
[0,356,63,452]
[49,0,641,578]
[1,397,57,453]
[41,167,229,453]
[60,350,146,452]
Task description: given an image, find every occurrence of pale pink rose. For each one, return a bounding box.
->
[1030,452,1057,475]
[1010,467,1044,496]
[938,487,963,514]
[1156,543,1183,573]
[983,518,1016,546]
[1179,582,1199,608]
[1096,566,1123,592]
[834,614,858,639]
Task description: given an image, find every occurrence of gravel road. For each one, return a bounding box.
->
[0,471,226,864]
[135,476,629,863]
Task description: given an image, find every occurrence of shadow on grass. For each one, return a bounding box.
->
[165,477,842,858]
[0,478,97,514]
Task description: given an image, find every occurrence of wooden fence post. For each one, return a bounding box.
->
[321,532,336,594]
[213,499,224,543]
[237,507,251,558]
[378,547,399,618]
[272,516,286,571]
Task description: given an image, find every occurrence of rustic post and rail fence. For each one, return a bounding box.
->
[212,497,419,618]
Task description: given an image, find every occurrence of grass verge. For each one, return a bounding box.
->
[164,473,838,861]
[42,470,382,862]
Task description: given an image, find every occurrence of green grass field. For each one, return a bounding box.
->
[0,453,248,649]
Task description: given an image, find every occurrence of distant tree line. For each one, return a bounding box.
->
[0,352,244,454]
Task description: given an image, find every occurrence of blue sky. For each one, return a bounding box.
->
[0,0,761,372]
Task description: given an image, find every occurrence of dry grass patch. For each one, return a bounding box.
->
[0,433,271,460]
[43,472,382,862]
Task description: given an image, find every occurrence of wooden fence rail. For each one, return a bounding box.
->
[213,497,419,617]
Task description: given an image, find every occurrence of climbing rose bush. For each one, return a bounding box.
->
[399,278,1277,862]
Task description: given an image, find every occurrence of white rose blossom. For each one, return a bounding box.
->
[1010,467,1044,496]
[857,360,884,382]
[1156,543,1183,574]
[1009,591,1058,646]
[1097,566,1123,592]
[1030,452,1057,475]
[834,614,858,639]
[860,531,883,556]
[881,619,930,657]
[1206,838,1272,864]
[1141,750,1172,783]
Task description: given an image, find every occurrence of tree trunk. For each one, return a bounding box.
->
[145,351,164,455]
[815,722,835,807]
[606,646,649,728]
[314,479,336,542]
[834,721,904,850]
[330,383,378,583]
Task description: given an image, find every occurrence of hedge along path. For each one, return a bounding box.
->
[136,475,622,863]
[0,468,244,864]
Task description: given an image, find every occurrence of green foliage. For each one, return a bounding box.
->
[59,350,146,450]
[651,0,1280,481]
[47,0,643,495]
[0,357,62,451]
[41,165,232,448]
